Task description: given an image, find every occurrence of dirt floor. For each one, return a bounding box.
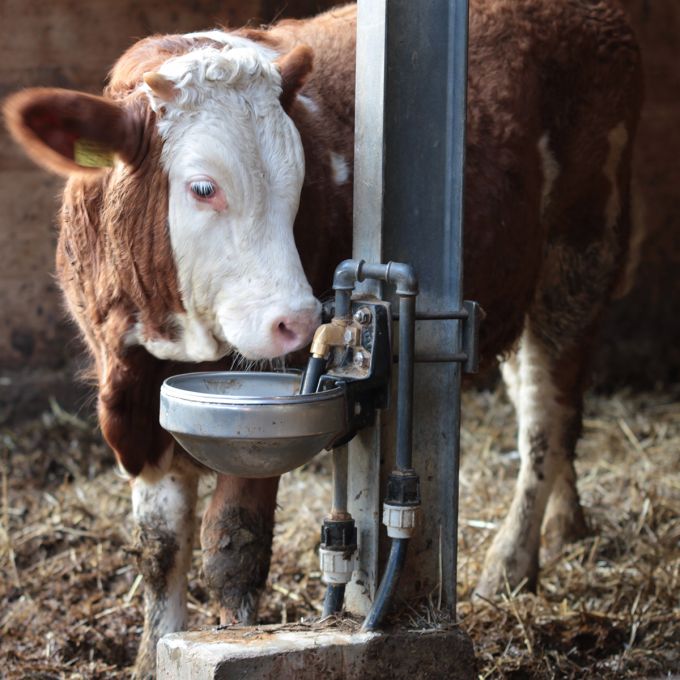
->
[1,384,678,678]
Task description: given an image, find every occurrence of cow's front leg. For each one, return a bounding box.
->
[201,475,279,624]
[476,328,583,597]
[131,452,198,679]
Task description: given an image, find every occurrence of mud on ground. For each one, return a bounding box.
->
[1,386,678,678]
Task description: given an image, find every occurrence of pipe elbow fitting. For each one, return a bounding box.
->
[386,262,418,296]
[333,259,363,291]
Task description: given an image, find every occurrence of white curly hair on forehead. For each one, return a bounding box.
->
[142,36,282,115]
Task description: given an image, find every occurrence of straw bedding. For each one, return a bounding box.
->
[1,385,678,678]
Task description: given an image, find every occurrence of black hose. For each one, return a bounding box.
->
[300,356,326,395]
[361,538,408,630]
[322,584,346,617]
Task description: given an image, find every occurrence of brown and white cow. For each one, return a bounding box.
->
[4,1,642,676]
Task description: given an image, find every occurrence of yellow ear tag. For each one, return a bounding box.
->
[74,138,115,168]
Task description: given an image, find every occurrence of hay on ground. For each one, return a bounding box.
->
[0,386,678,678]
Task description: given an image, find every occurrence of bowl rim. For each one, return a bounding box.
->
[161,371,345,406]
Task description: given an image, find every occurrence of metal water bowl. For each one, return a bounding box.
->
[160,372,347,478]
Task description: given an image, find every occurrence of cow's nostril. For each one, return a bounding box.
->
[271,314,317,354]
[277,321,297,341]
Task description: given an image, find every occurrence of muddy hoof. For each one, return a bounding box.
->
[475,542,539,600]
[542,505,589,557]
[201,506,274,625]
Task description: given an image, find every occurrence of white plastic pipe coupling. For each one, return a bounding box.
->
[383,503,419,539]
[319,546,357,585]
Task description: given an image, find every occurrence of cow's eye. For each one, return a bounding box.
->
[186,176,227,211]
[190,180,216,199]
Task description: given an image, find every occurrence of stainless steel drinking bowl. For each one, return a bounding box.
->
[159,372,348,477]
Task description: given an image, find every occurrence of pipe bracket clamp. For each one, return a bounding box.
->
[383,503,419,538]
[319,546,357,585]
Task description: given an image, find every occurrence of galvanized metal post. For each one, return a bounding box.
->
[347,0,469,614]
[345,0,387,614]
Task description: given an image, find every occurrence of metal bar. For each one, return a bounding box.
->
[394,353,468,364]
[345,0,387,616]
[380,0,469,613]
[392,310,469,321]
[442,0,469,614]
[351,1,386,300]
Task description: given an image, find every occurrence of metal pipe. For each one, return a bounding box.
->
[322,447,351,616]
[333,258,420,294]
[331,445,349,517]
[334,289,352,320]
[359,261,418,296]
[361,538,408,630]
[396,294,415,471]
[330,258,418,471]
[332,258,363,291]
[385,262,418,296]
[333,259,361,318]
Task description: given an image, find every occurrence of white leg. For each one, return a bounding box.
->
[502,345,588,555]
[500,350,521,411]
[477,327,579,596]
[131,451,198,678]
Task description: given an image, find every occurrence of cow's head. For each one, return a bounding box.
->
[4,37,320,363]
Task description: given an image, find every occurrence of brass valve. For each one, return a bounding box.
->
[310,317,361,359]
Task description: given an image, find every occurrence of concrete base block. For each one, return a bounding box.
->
[157,625,476,680]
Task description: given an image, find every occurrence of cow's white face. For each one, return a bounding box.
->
[136,40,320,362]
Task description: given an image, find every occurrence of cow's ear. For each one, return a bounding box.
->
[143,72,179,103]
[276,45,314,111]
[3,88,144,177]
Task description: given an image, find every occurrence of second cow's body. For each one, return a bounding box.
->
[5,1,642,676]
